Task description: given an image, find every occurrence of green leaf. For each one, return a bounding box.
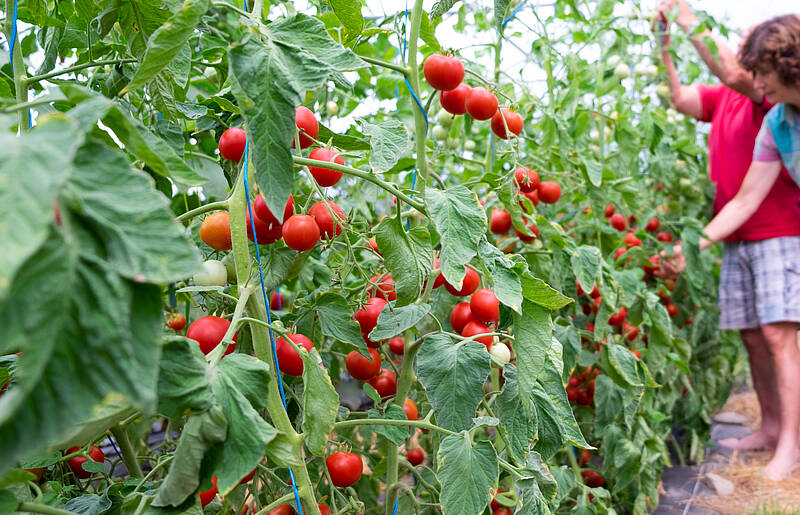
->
[373,215,434,306]
[594,374,624,428]
[301,349,339,456]
[329,0,364,43]
[257,247,296,291]
[211,356,278,495]
[361,119,411,173]
[532,357,590,457]
[152,408,228,507]
[0,490,18,514]
[495,0,510,32]
[437,433,498,515]
[417,334,491,432]
[122,0,210,93]
[496,364,537,462]
[521,274,573,310]
[228,15,365,223]
[157,337,214,418]
[478,238,523,312]
[571,246,601,295]
[0,116,83,301]
[426,187,487,287]
[370,303,431,341]
[419,11,441,50]
[605,343,643,387]
[366,405,409,446]
[64,493,112,515]
[315,293,371,357]
[513,301,552,407]
[65,139,203,283]
[430,0,459,19]
[0,250,163,472]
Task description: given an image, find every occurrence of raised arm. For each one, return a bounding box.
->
[661,40,703,119]
[658,0,764,103]
[700,160,783,248]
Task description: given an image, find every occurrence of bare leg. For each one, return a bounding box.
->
[760,322,800,480]
[718,328,780,450]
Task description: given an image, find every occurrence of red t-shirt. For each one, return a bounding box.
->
[699,84,800,241]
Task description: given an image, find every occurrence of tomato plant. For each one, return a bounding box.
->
[0,0,744,514]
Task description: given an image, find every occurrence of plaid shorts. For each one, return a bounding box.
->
[718,236,800,329]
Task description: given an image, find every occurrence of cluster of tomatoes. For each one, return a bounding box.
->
[566,366,600,407]
[423,53,523,140]
[576,449,605,492]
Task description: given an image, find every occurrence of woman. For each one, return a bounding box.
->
[664,14,800,481]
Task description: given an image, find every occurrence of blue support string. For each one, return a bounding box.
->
[105,432,124,461]
[7,0,31,129]
[501,0,527,28]
[242,141,304,515]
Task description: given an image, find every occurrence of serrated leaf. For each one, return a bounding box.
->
[478,238,522,312]
[513,301,552,408]
[123,0,210,93]
[417,334,490,432]
[437,433,498,515]
[495,0,510,32]
[361,119,411,172]
[426,187,487,287]
[571,246,601,295]
[430,0,459,19]
[329,0,364,43]
[496,364,537,462]
[64,493,112,515]
[0,116,82,301]
[157,337,213,418]
[521,274,572,310]
[315,293,371,357]
[605,343,643,387]
[371,303,430,341]
[228,15,366,223]
[366,405,408,445]
[301,348,339,456]
[374,215,434,306]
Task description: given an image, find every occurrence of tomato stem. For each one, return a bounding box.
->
[25,58,139,86]
[176,200,229,222]
[4,0,29,131]
[405,0,428,196]
[358,55,410,75]
[257,492,296,514]
[109,425,143,478]
[17,503,78,515]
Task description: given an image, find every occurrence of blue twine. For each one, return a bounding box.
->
[501,0,527,28]
[399,5,428,130]
[242,142,303,514]
[7,0,31,129]
[105,433,124,461]
[169,284,175,308]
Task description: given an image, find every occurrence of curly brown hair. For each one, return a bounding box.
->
[739,14,800,86]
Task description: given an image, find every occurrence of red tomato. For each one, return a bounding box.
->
[439,83,472,114]
[576,388,594,406]
[389,336,405,355]
[354,297,388,344]
[326,452,363,488]
[239,468,256,484]
[187,316,237,355]
[538,181,561,204]
[254,194,295,225]
[490,209,512,234]
[666,303,679,318]
[167,312,186,331]
[624,322,640,342]
[656,231,673,242]
[628,214,637,227]
[218,127,247,161]
[66,446,104,479]
[318,506,330,515]
[604,204,615,218]
[470,288,499,323]
[368,237,381,255]
[444,266,480,297]
[491,489,504,510]
[369,272,396,301]
[491,108,523,139]
[465,86,498,120]
[422,54,465,91]
[199,212,232,251]
[614,247,628,263]
[609,213,627,232]
[275,333,315,376]
[307,148,344,187]
[246,209,282,244]
[403,398,418,420]
[345,348,381,380]
[282,214,320,251]
[199,476,218,507]
[578,449,591,465]
[643,255,660,275]
[294,106,318,149]
[608,307,627,327]
[265,504,294,515]
[515,222,540,242]
[645,217,660,232]
[623,231,642,248]
[26,468,44,482]
[519,189,539,212]
[270,291,285,310]
[514,167,540,192]
[450,302,474,333]
[462,320,493,349]
[493,509,513,515]
[582,470,605,488]
[566,385,579,403]
[367,368,397,398]
[431,257,446,288]
[406,448,425,466]
[309,201,346,239]
[568,376,580,387]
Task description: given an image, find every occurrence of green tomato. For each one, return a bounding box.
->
[645,65,659,79]
[447,138,460,149]
[221,253,237,284]
[464,140,476,151]
[326,101,339,116]
[432,125,449,141]
[657,84,671,99]
[489,343,511,364]
[194,259,228,287]
[606,55,621,69]
[436,110,454,127]
[614,63,630,79]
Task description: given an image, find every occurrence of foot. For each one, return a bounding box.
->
[762,447,800,481]
[718,431,777,451]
